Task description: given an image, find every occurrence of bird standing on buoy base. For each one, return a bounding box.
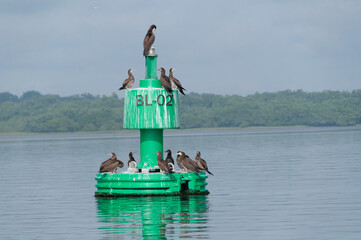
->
[165,149,175,164]
[127,152,137,168]
[176,151,202,173]
[165,149,175,171]
[99,152,124,173]
[119,69,135,90]
[155,151,172,173]
[195,151,213,175]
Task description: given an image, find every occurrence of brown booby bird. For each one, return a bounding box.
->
[119,69,135,90]
[143,24,156,56]
[176,151,202,172]
[165,149,175,171]
[195,151,213,175]
[155,151,172,173]
[176,151,185,170]
[165,149,174,165]
[169,68,186,95]
[99,152,124,173]
[127,151,137,168]
[159,67,172,94]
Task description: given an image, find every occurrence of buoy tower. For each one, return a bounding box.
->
[95,47,209,197]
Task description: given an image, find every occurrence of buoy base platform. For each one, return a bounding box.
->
[95,171,209,197]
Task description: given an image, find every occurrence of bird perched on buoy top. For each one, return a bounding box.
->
[143,24,156,56]
[119,69,135,90]
[195,151,213,175]
[99,152,124,173]
[155,151,172,173]
[127,151,137,168]
[159,67,172,94]
[169,68,186,95]
[176,151,202,172]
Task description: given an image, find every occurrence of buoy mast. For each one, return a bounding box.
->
[123,47,179,170]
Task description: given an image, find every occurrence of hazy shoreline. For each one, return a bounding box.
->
[1,125,360,139]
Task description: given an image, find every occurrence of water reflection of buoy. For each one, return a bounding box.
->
[96,195,209,239]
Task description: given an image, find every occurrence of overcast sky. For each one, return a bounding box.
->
[1,1,361,97]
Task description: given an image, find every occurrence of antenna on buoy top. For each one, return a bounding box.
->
[147,46,157,57]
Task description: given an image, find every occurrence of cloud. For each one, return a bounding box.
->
[1,1,361,96]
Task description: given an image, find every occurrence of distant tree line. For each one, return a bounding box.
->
[0,90,361,133]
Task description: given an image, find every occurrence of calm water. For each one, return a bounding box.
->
[1,127,361,239]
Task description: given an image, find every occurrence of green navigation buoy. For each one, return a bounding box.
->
[95,47,209,197]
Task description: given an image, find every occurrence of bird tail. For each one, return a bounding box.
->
[179,89,186,95]
[119,87,125,90]
[143,48,150,56]
[196,166,203,173]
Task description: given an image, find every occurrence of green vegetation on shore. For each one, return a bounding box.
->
[1,90,361,133]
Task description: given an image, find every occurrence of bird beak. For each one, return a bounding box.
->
[132,151,136,154]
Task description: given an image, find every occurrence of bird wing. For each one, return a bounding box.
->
[183,160,194,171]
[190,158,203,172]
[122,78,130,88]
[143,34,155,55]
[198,158,213,175]
[170,76,185,90]
[117,160,124,169]
[160,75,172,93]
[99,159,116,172]
[143,35,149,48]
[200,158,208,170]
[196,160,204,170]
[106,161,120,172]
[166,157,174,165]
[176,158,183,169]
[158,160,169,173]
[126,75,134,88]
[99,158,112,172]
[182,157,196,171]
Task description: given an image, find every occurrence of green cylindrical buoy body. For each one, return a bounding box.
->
[139,129,163,168]
[123,54,179,168]
[123,89,179,129]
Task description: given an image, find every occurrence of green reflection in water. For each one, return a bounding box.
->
[96,195,209,239]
